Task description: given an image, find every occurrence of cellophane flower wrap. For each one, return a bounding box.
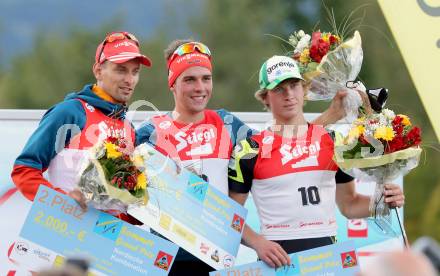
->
[77,137,150,213]
[334,109,422,232]
[288,29,364,121]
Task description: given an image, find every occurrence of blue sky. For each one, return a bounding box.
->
[0,0,200,65]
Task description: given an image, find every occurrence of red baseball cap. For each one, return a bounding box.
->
[95,32,151,67]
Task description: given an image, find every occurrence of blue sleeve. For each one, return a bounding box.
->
[135,121,156,146]
[14,100,86,170]
[216,109,257,148]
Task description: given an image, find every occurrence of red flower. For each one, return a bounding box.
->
[318,39,330,55]
[393,125,404,136]
[111,176,123,188]
[392,116,403,126]
[106,136,118,144]
[311,32,322,45]
[391,116,404,135]
[406,127,421,146]
[310,32,324,62]
[309,42,330,63]
[329,35,338,45]
[309,45,321,62]
[124,175,137,190]
[387,135,405,153]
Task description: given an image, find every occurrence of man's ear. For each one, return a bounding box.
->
[92,63,102,80]
[170,83,176,95]
[262,93,269,106]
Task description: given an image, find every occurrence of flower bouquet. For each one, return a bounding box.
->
[77,136,150,213]
[334,109,422,235]
[287,29,364,121]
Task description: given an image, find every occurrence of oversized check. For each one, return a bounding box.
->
[10,186,179,275]
[129,145,248,270]
[211,241,360,276]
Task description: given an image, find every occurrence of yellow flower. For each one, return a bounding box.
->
[299,48,310,64]
[132,154,144,168]
[356,116,366,124]
[322,33,330,43]
[398,114,411,126]
[345,125,364,144]
[105,142,122,159]
[357,125,365,135]
[374,126,395,141]
[136,173,147,190]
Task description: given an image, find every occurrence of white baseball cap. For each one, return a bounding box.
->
[258,55,303,90]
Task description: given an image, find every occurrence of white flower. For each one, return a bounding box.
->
[134,143,153,158]
[366,122,379,133]
[294,34,311,54]
[379,116,388,127]
[289,34,299,48]
[364,127,375,137]
[297,30,305,38]
[382,108,395,120]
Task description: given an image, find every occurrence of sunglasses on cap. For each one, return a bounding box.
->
[175,42,211,56]
[97,31,140,63]
[168,42,211,66]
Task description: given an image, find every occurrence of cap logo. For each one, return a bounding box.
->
[267,61,296,75]
[114,41,136,48]
[175,53,207,64]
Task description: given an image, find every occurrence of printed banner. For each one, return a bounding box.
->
[129,144,248,270]
[211,241,360,276]
[10,186,179,275]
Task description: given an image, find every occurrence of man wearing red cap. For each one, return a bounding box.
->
[136,39,347,275]
[11,31,151,223]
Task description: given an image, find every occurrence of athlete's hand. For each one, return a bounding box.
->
[68,189,88,211]
[253,236,290,268]
[384,183,405,208]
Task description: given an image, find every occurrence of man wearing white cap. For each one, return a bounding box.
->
[11,31,151,223]
[228,55,405,268]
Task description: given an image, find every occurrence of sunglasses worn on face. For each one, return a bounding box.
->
[97,32,139,63]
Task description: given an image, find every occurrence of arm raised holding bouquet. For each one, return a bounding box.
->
[286,24,417,237]
[287,29,364,121]
[228,55,406,268]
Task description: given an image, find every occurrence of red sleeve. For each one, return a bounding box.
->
[11,165,66,201]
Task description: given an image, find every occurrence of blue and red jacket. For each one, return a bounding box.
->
[11,84,135,204]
